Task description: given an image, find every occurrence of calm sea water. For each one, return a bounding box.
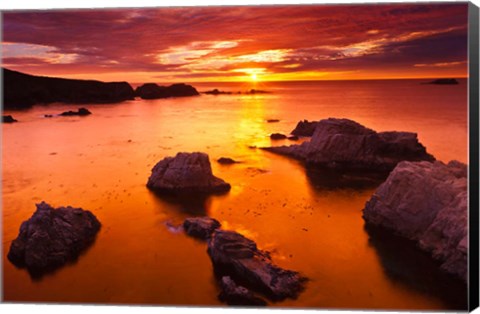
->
[2,79,468,309]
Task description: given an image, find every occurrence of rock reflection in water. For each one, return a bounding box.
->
[364,224,467,310]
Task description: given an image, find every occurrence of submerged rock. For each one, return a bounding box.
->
[207,230,306,301]
[270,133,287,140]
[266,119,280,123]
[183,217,221,239]
[147,152,231,194]
[60,107,92,116]
[218,276,267,306]
[3,115,18,123]
[217,157,239,165]
[264,118,435,173]
[135,83,199,99]
[363,160,467,281]
[290,120,319,136]
[7,202,101,276]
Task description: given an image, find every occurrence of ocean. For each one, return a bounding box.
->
[2,79,468,309]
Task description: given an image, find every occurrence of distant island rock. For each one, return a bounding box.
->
[3,68,135,109]
[263,118,435,174]
[204,89,233,95]
[426,78,459,85]
[202,89,270,95]
[7,202,101,277]
[147,152,231,194]
[208,230,307,301]
[60,108,92,116]
[3,115,18,123]
[135,83,199,99]
[363,160,467,281]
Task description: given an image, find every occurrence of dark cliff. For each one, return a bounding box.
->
[3,68,135,109]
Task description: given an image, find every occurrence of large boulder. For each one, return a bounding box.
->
[183,217,221,239]
[264,118,434,173]
[135,83,199,99]
[363,160,467,281]
[218,276,267,306]
[147,152,231,194]
[7,202,101,276]
[207,230,306,301]
[3,68,135,109]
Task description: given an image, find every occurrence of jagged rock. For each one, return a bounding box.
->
[7,202,101,276]
[426,78,459,85]
[183,217,221,239]
[207,230,306,301]
[264,118,435,173]
[60,108,92,116]
[135,83,199,99]
[218,276,267,306]
[3,115,18,123]
[363,160,467,281]
[3,68,135,109]
[147,152,231,194]
[290,120,319,136]
[217,157,239,165]
[270,133,287,140]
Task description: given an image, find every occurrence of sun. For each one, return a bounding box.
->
[250,73,258,81]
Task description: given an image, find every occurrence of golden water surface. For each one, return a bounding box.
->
[2,79,468,309]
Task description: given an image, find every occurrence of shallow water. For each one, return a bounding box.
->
[2,79,468,309]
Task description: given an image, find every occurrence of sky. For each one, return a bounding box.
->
[1,3,469,83]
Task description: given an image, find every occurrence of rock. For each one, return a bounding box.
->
[204,89,232,95]
[426,78,459,85]
[207,230,306,301]
[3,115,18,123]
[147,152,231,194]
[44,114,54,118]
[287,135,299,141]
[270,133,287,140]
[60,108,92,116]
[3,67,135,109]
[363,160,467,281]
[264,118,435,173]
[266,119,280,123]
[217,157,239,165]
[183,217,221,239]
[290,120,319,136]
[7,202,101,276]
[218,276,267,306]
[135,83,199,99]
[246,89,269,94]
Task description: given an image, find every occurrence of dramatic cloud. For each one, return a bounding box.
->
[1,3,469,82]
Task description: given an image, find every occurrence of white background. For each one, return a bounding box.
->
[1,0,479,314]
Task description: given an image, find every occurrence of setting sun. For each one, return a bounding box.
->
[250,73,258,81]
